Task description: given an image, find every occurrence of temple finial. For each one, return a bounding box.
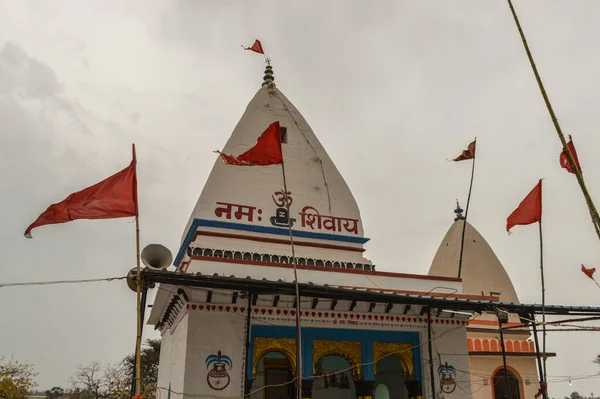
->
[262,59,275,87]
[454,200,465,222]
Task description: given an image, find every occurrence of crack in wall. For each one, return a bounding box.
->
[273,89,332,212]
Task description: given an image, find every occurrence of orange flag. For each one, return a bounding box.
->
[559,135,582,174]
[25,147,138,238]
[243,40,264,55]
[581,264,596,280]
[217,122,283,166]
[506,179,542,232]
[453,140,476,161]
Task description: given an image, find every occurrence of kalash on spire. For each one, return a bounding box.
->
[148,43,488,399]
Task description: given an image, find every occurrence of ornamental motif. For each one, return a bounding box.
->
[252,337,297,378]
[205,351,232,391]
[313,340,362,379]
[373,342,415,380]
[438,362,457,394]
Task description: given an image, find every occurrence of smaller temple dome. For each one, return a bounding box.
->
[428,217,520,304]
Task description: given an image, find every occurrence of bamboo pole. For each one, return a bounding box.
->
[506,0,600,242]
[281,164,303,399]
[133,143,142,398]
[532,318,548,399]
[458,138,476,278]
[538,220,547,382]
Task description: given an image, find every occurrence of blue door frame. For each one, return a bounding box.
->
[247,325,422,381]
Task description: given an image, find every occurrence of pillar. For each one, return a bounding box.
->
[301,379,314,399]
[354,380,376,399]
[245,379,253,396]
[405,379,423,399]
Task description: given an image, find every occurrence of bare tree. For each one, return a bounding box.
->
[66,361,130,399]
[68,362,104,398]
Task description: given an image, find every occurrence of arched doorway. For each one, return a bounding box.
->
[375,356,409,399]
[313,355,356,399]
[250,351,294,399]
[492,367,522,399]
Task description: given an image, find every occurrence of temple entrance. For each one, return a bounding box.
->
[375,356,409,399]
[313,355,356,399]
[250,351,294,399]
[493,368,521,399]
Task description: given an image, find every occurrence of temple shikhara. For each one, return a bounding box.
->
[146,63,556,399]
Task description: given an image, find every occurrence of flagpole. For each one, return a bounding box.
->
[458,137,476,278]
[498,314,511,399]
[506,0,600,242]
[281,163,303,399]
[132,144,143,398]
[538,219,547,382]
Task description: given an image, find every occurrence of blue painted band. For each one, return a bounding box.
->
[247,324,422,381]
[174,218,370,266]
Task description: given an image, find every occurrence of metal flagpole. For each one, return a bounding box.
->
[427,308,436,399]
[281,163,303,399]
[458,137,476,278]
[506,0,600,242]
[243,293,254,396]
[497,314,511,399]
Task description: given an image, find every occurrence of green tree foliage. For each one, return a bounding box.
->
[122,338,161,396]
[0,357,38,399]
[45,386,65,398]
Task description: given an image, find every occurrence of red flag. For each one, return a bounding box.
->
[453,140,476,162]
[218,122,283,166]
[506,179,542,232]
[582,264,596,280]
[559,135,582,174]
[24,147,138,238]
[243,40,264,55]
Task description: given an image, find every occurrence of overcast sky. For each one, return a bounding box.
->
[1,0,600,397]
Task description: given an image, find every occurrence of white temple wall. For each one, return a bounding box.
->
[420,324,472,399]
[156,313,189,399]
[469,356,539,399]
[183,310,247,398]
[183,87,367,242]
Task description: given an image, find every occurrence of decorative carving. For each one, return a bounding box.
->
[373,342,414,380]
[313,340,362,379]
[252,337,296,378]
[188,246,374,271]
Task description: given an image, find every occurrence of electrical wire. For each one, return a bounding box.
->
[0,276,127,288]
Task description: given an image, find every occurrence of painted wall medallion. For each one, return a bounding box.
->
[206,350,232,390]
[438,362,456,394]
[270,190,296,227]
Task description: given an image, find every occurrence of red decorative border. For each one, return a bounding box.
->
[183,304,469,326]
[193,230,365,252]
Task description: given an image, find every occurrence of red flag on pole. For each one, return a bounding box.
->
[581,264,596,280]
[559,135,582,174]
[24,147,138,238]
[453,140,476,162]
[217,121,283,166]
[506,179,542,232]
[243,40,264,55]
